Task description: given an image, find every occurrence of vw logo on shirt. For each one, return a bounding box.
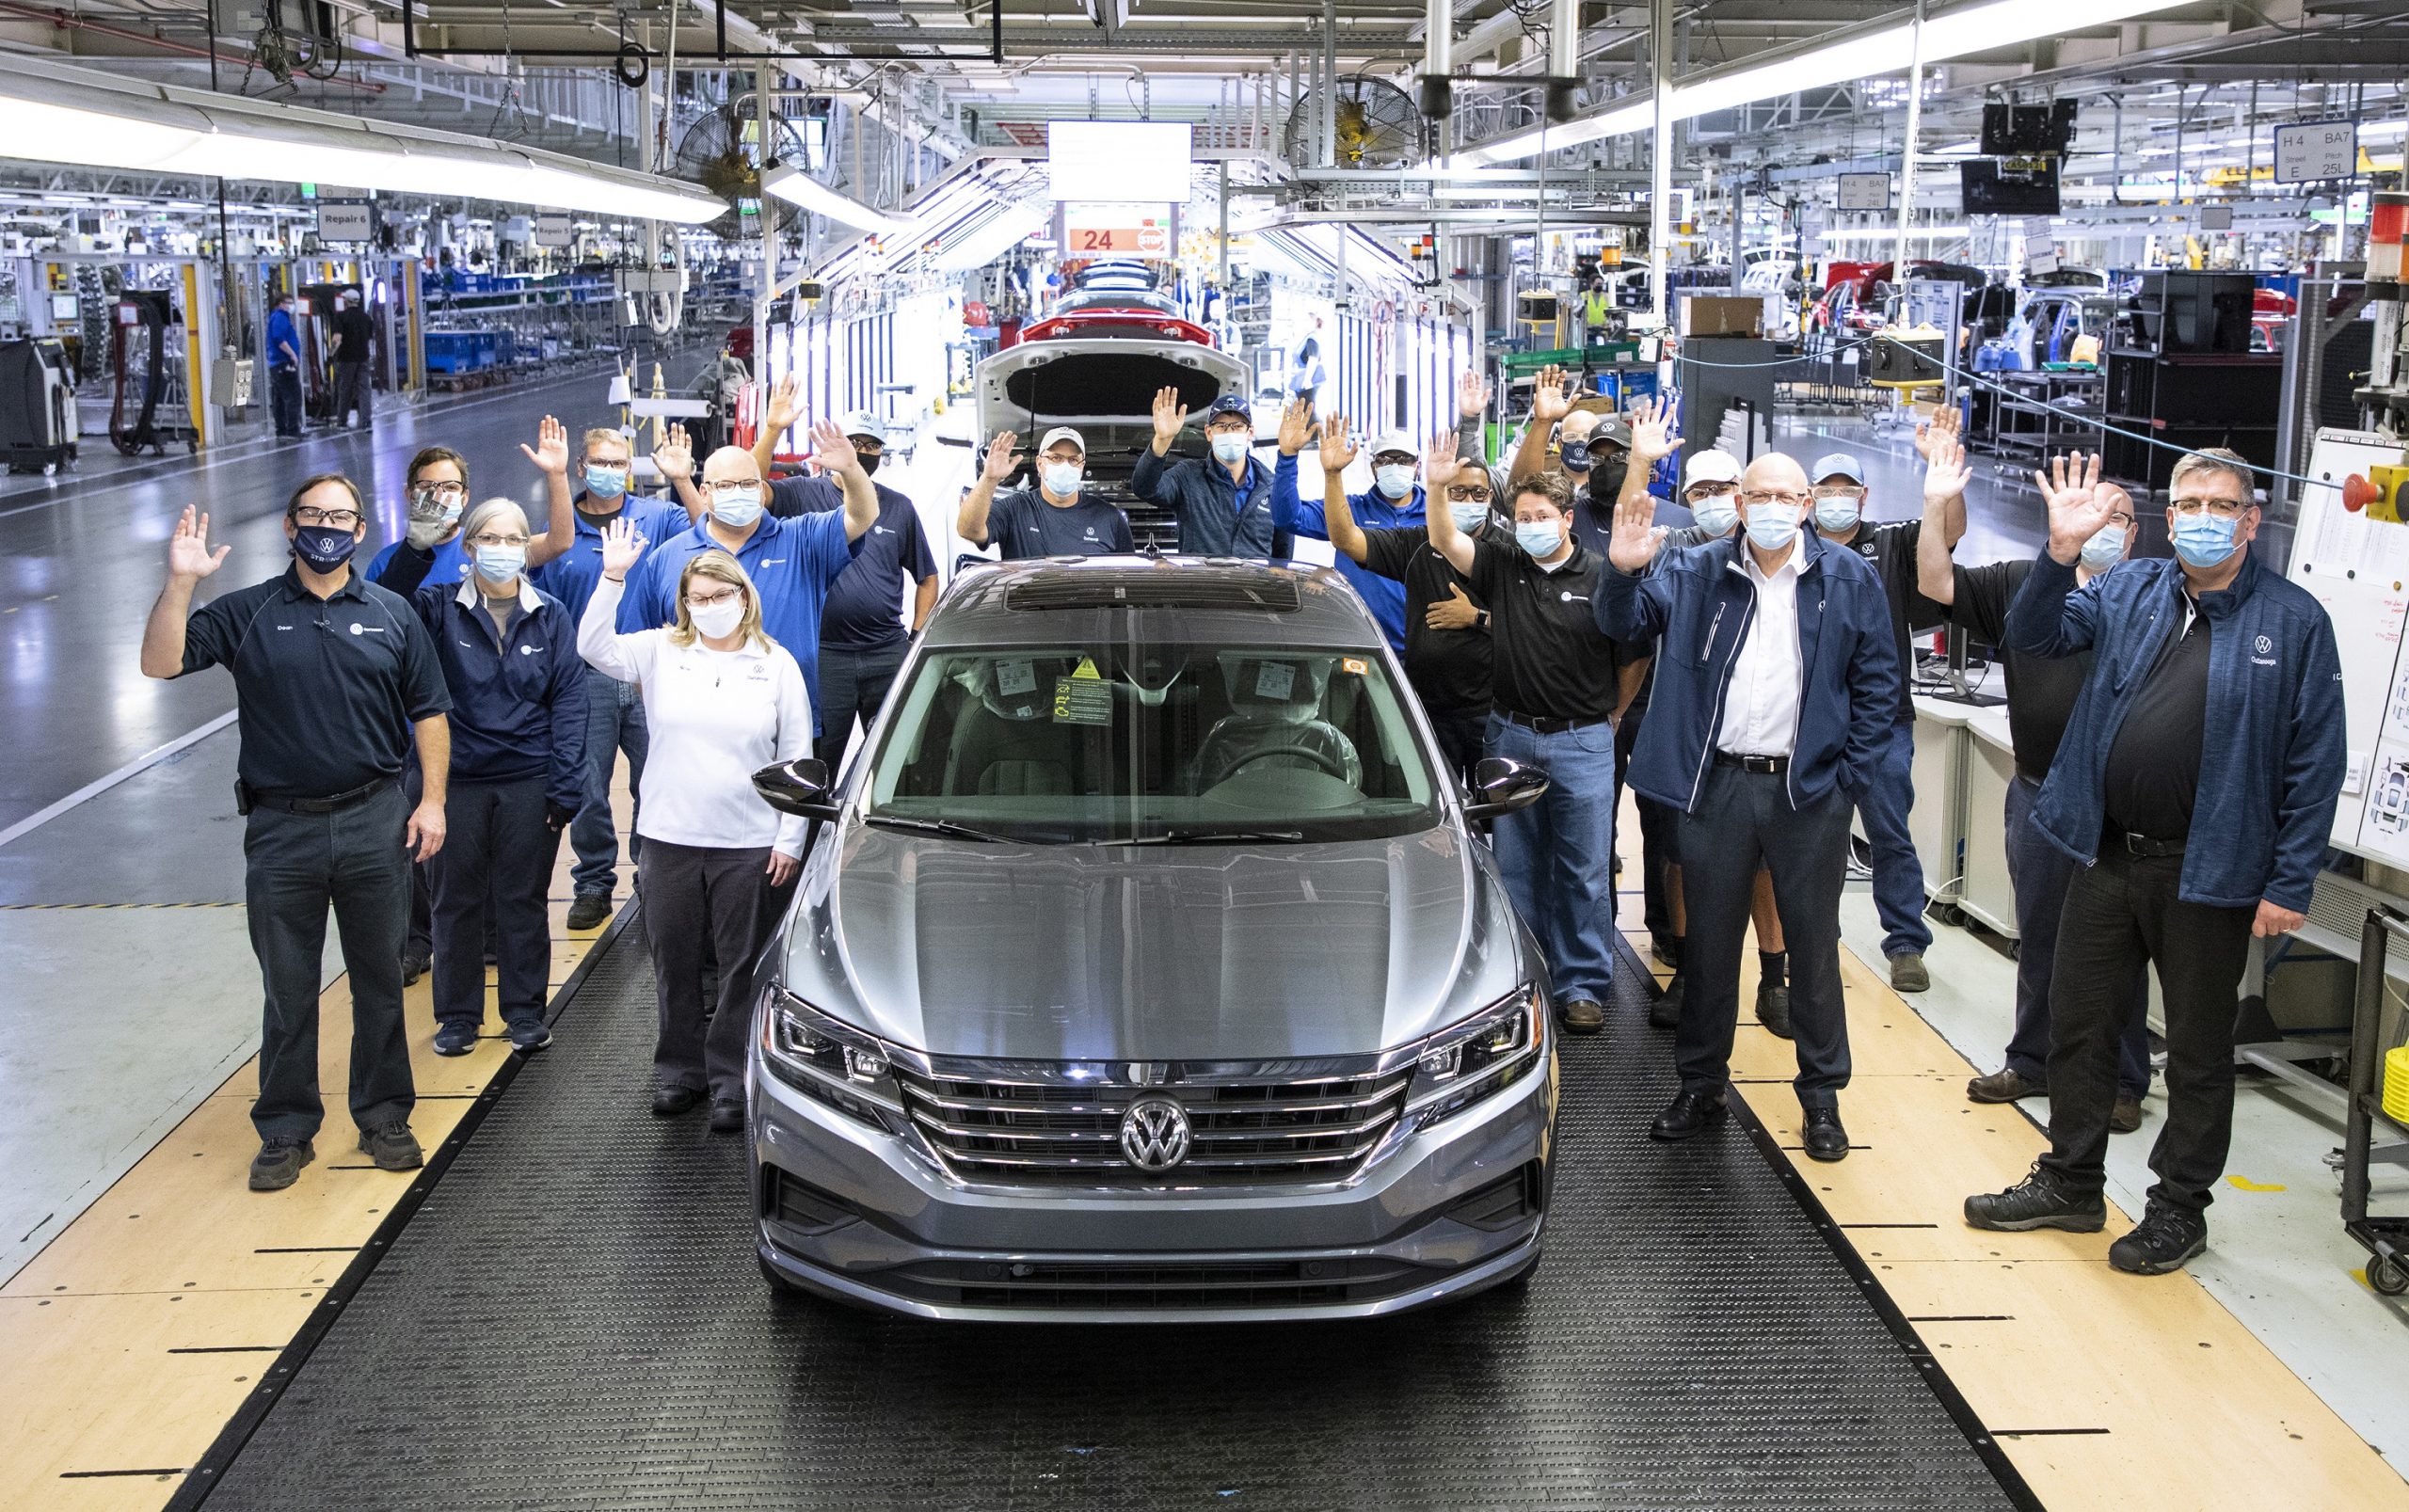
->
[2254,634,2273,655]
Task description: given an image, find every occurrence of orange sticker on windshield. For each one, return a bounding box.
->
[1341,658,1367,676]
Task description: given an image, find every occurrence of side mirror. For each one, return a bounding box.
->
[753,757,842,822]
[1461,756,1549,820]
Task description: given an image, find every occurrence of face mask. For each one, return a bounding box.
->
[473,545,526,584]
[1589,461,1629,505]
[2078,526,2126,571]
[1744,504,1800,553]
[1042,461,1082,497]
[2169,512,2240,568]
[440,499,466,528]
[854,449,882,477]
[1690,494,1741,538]
[1514,520,1563,558]
[711,487,763,529]
[583,465,629,501]
[1812,496,1863,533]
[292,525,359,573]
[1374,465,1416,501]
[690,598,745,641]
[1450,501,1492,532]
[1210,432,1250,464]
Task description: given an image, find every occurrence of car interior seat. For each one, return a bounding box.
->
[1190,656,1362,792]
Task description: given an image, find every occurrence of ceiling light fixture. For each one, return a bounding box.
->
[759,162,913,233]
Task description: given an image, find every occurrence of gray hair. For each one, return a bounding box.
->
[458,497,528,543]
[2167,448,2257,501]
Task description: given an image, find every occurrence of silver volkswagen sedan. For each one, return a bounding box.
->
[747,555,1558,1322]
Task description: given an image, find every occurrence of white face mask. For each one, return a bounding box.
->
[1209,432,1250,464]
[1374,465,1416,500]
[1042,461,1082,496]
[690,598,745,641]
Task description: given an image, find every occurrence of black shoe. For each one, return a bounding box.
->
[508,1019,552,1052]
[2110,1094,2145,1134]
[1964,1163,2108,1233]
[1649,1090,1729,1141]
[247,1138,314,1191]
[1651,936,1683,971]
[1559,997,1604,1035]
[400,950,431,987]
[1756,979,1793,1039]
[709,1098,746,1134]
[1801,1106,1849,1162]
[2109,1202,2208,1275]
[432,1021,477,1057]
[652,1085,703,1117]
[355,1122,423,1171]
[1649,972,1683,1029]
[566,892,612,931]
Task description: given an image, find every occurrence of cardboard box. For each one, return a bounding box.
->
[1682,294,1763,338]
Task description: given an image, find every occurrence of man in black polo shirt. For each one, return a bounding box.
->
[1428,445,1646,1034]
[1918,447,2151,1131]
[141,477,453,1192]
[957,425,1135,559]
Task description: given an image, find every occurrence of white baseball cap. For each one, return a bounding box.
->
[1369,431,1417,461]
[1039,425,1086,456]
[839,409,884,441]
[1683,449,1744,486]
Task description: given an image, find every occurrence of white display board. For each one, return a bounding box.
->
[2288,428,2409,864]
[534,212,573,247]
[2274,119,2357,183]
[1837,172,1890,212]
[315,199,371,244]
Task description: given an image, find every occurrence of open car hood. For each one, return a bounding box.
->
[975,336,1252,439]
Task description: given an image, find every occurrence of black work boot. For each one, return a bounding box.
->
[1964,1163,2108,1233]
[2109,1202,2209,1275]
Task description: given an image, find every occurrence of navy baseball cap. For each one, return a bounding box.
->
[1204,394,1251,423]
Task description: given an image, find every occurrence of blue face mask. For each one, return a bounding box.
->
[1210,432,1250,464]
[292,524,359,574]
[1812,496,1862,533]
[1690,493,1741,538]
[583,464,629,501]
[1744,503,1800,553]
[1374,465,1416,501]
[2169,511,2239,568]
[473,545,526,584]
[2078,525,2126,571]
[1514,520,1563,558]
[711,487,763,529]
[1450,501,1492,532]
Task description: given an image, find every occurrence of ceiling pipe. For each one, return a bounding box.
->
[1419,0,1453,119]
[1545,0,1580,121]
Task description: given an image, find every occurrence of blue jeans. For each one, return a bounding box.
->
[569,667,647,899]
[1857,718,1934,959]
[2003,773,2151,1097]
[1485,713,1618,1004]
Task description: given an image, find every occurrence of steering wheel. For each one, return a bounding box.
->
[1223,744,1351,781]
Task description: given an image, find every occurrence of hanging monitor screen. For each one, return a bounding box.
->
[1961,158,2062,216]
[1047,120,1192,202]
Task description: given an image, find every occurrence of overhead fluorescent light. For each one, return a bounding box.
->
[0,53,720,222]
[1457,100,1655,167]
[759,162,910,233]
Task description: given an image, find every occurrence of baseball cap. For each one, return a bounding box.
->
[1204,394,1251,423]
[1370,430,1417,461]
[1589,414,1634,451]
[1683,449,1744,487]
[1039,425,1086,455]
[1558,439,1593,474]
[1811,451,1866,485]
[839,409,884,441]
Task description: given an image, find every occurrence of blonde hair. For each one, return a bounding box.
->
[667,552,769,650]
[582,427,629,461]
[2168,447,2257,502]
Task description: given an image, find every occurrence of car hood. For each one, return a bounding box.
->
[774,823,1529,1062]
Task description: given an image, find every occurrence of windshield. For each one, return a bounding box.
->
[862,641,1444,844]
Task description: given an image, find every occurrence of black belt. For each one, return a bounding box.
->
[244,778,394,816]
[2106,828,2185,860]
[1497,709,1612,735]
[1715,752,1789,774]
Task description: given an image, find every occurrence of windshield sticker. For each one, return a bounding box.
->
[996,659,1037,696]
[1341,658,1367,676]
[1254,661,1297,700]
[1072,655,1104,679]
[1053,673,1114,725]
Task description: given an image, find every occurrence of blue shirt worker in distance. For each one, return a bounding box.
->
[630,421,880,730]
[265,291,302,438]
[1134,389,1294,557]
[956,425,1135,559]
[1598,453,1902,1164]
[139,479,453,1193]
[533,423,694,932]
[399,498,586,1058]
[1966,448,2344,1279]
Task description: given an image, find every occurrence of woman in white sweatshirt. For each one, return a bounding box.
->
[580,517,811,1133]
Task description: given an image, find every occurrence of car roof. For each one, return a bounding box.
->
[923,555,1389,650]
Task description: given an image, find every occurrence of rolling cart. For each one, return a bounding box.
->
[2344,908,2409,1299]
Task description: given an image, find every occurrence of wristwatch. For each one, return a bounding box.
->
[1475,609,1492,630]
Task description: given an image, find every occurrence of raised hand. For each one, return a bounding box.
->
[1277,396,1317,456]
[1914,402,1964,462]
[1456,368,1491,420]
[1606,464,1668,574]
[599,516,647,578]
[1923,432,1972,506]
[807,417,862,478]
[168,505,231,581]
[1627,392,1680,467]
[1421,429,1463,494]
[1150,386,1189,447]
[981,429,1021,484]
[1319,414,1358,475]
[1427,582,1479,630]
[654,422,694,483]
[522,414,569,476]
[2035,452,2114,565]
[1530,364,1573,425]
[765,374,803,436]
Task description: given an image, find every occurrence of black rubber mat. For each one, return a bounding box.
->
[183,921,2029,1511]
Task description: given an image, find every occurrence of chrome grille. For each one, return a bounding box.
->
[892,1066,1412,1183]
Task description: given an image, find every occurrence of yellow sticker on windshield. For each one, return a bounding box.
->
[1341,658,1367,676]
[1072,656,1102,679]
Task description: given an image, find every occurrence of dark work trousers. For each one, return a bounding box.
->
[1428,705,1489,788]
[639,838,784,1100]
[402,763,433,962]
[569,666,646,899]
[1615,705,1677,949]
[2002,774,2150,1096]
[1677,764,1853,1109]
[813,644,909,771]
[332,359,371,428]
[2039,849,2253,1215]
[1856,718,1935,961]
[268,363,302,438]
[431,776,559,1032]
[244,782,416,1143]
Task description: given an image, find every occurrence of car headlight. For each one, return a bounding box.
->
[1407,985,1546,1124]
[760,986,902,1124]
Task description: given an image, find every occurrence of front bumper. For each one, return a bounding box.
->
[750,1045,1557,1324]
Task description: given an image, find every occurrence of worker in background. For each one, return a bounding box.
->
[1966,449,2344,1277]
[1289,317,1325,407]
[1804,423,1965,994]
[1427,448,1649,1036]
[393,499,585,1058]
[1136,390,1293,558]
[957,425,1134,558]
[532,423,694,934]
[138,481,451,1191]
[1599,453,1901,1162]
[266,290,303,439]
[747,386,939,768]
[329,288,376,431]
[1302,412,1496,783]
[1918,448,2153,1134]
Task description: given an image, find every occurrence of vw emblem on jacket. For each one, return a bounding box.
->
[2255,634,2273,655]
[1118,1095,1192,1171]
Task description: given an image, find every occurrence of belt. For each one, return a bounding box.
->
[1497,709,1612,736]
[2106,828,2185,860]
[247,778,394,816]
[1715,751,1790,774]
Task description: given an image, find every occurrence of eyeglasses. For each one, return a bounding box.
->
[1811,485,1866,501]
[851,438,885,455]
[1685,484,1738,502]
[1205,420,1251,434]
[409,483,467,503]
[2108,511,2137,529]
[687,588,742,610]
[470,533,531,549]
[1444,485,1494,502]
[2167,496,2248,518]
[292,507,361,529]
[1739,490,1810,508]
[702,479,762,498]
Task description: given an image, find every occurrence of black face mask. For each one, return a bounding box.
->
[292,525,359,574]
[1588,460,1630,505]
[854,449,882,477]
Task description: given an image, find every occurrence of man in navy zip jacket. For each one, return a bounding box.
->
[1134,389,1297,558]
[1598,452,1901,1160]
[1967,449,2344,1277]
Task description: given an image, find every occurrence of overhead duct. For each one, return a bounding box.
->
[1545,0,1581,123]
[1420,0,1455,120]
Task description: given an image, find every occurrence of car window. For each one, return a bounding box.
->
[865,641,1442,843]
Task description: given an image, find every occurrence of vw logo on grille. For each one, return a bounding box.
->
[1118,1095,1192,1171]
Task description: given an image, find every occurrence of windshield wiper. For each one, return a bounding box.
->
[1099,827,1309,847]
[863,815,1014,844]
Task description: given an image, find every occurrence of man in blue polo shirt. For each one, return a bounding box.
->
[265,291,303,438]
[1133,389,1295,557]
